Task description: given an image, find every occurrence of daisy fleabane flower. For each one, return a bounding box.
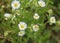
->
[18,31,25,36]
[18,22,27,30]
[4,13,11,18]
[33,24,39,32]
[50,16,56,24]
[38,0,46,7]
[11,0,20,9]
[33,13,40,20]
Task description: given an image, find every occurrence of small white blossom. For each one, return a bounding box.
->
[38,0,46,7]
[33,13,40,20]
[50,17,56,24]
[33,24,39,32]
[18,22,27,30]
[11,0,20,9]
[4,13,11,18]
[18,31,25,36]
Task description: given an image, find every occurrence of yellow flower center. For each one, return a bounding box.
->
[51,18,55,22]
[35,25,39,29]
[20,25,24,28]
[14,3,18,7]
[19,32,23,34]
[35,16,38,18]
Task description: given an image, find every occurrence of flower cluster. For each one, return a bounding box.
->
[18,22,40,36]
[18,22,27,36]
[3,0,56,37]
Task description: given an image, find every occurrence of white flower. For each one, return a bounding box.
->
[11,0,20,9]
[50,17,56,24]
[4,13,11,18]
[38,0,46,7]
[33,25,39,32]
[18,22,27,30]
[33,13,40,20]
[18,31,25,36]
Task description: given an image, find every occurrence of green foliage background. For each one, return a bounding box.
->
[0,0,60,43]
